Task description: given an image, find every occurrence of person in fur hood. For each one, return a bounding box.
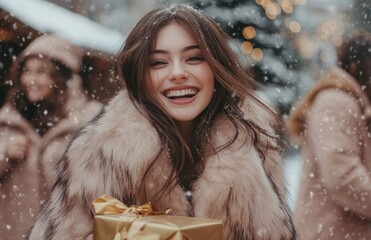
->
[27,4,295,240]
[286,30,371,239]
[0,34,102,240]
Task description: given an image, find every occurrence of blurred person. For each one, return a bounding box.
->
[286,29,371,239]
[0,34,102,240]
[27,4,295,240]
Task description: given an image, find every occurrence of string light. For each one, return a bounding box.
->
[280,0,293,13]
[251,48,264,61]
[257,0,298,20]
[289,21,301,33]
[242,26,256,39]
[241,41,254,54]
[266,3,281,20]
[240,0,301,61]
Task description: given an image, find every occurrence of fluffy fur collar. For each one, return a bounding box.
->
[67,90,293,239]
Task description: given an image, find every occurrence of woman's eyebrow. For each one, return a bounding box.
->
[151,45,200,55]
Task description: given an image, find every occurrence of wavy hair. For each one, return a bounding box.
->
[116,4,283,199]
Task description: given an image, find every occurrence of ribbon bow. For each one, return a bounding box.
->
[93,194,171,216]
[93,195,172,240]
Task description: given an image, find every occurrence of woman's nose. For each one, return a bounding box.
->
[169,62,189,81]
[22,73,36,85]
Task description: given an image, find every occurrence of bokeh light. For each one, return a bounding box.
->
[241,41,254,54]
[251,48,264,61]
[242,26,256,39]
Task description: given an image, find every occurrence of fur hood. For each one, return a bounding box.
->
[27,90,295,240]
[20,34,83,73]
[286,67,371,144]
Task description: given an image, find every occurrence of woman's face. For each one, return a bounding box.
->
[148,22,215,124]
[20,57,55,103]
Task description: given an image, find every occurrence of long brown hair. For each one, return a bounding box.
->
[337,29,371,90]
[116,4,283,199]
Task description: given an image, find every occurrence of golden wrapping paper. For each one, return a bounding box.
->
[93,195,223,240]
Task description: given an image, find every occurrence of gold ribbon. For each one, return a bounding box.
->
[93,195,171,240]
[93,194,171,216]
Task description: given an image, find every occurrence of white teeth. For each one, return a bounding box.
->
[165,89,197,98]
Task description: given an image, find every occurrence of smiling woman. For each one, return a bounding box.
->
[27,4,296,240]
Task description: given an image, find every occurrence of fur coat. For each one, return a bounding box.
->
[27,90,295,240]
[287,67,371,239]
[0,83,101,240]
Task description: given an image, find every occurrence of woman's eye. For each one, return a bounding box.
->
[187,56,204,63]
[150,60,167,68]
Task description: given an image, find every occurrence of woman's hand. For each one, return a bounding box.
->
[6,135,30,161]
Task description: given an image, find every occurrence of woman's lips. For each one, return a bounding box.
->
[164,88,198,99]
[162,87,199,104]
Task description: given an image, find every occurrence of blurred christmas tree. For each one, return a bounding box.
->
[169,0,308,114]
[351,0,370,32]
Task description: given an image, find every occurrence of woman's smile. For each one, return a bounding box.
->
[162,85,199,105]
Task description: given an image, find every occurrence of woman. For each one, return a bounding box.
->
[286,30,371,239]
[27,5,295,240]
[0,34,101,240]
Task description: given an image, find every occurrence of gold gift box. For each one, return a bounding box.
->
[93,214,223,240]
[92,195,223,240]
